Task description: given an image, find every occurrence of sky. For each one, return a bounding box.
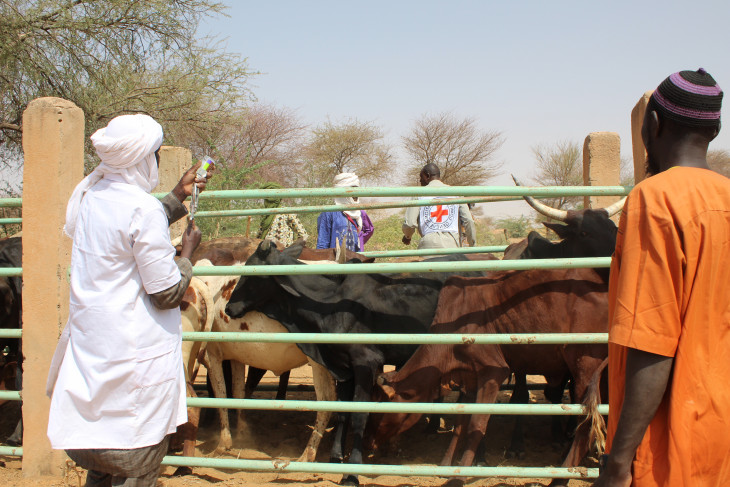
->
[209,1,730,217]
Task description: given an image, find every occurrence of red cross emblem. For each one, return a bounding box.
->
[430,205,449,222]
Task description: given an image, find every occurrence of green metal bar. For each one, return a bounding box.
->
[154,185,630,201]
[0,267,22,277]
[0,198,22,208]
[0,446,22,457]
[159,456,597,479]
[193,196,521,218]
[185,397,608,415]
[0,218,21,225]
[183,331,607,345]
[0,329,21,338]
[360,245,508,258]
[192,257,610,277]
[0,390,20,401]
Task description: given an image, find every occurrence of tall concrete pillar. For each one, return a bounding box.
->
[583,132,621,212]
[21,98,85,477]
[153,146,191,240]
[631,90,653,185]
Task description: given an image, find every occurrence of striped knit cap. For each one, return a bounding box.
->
[648,68,723,127]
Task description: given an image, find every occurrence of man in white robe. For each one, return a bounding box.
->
[46,114,211,486]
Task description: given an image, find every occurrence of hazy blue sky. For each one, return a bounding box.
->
[202,1,730,216]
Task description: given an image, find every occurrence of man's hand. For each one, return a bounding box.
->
[592,463,632,487]
[172,160,216,203]
[179,221,202,260]
[402,235,412,245]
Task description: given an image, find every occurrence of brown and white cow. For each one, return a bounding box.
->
[195,257,337,461]
[367,267,608,487]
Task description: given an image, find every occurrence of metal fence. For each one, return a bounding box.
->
[0,185,626,482]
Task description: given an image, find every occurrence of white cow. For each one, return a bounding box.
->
[195,259,336,462]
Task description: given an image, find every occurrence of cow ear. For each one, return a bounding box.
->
[381,383,396,400]
[283,240,305,259]
[273,277,303,298]
[542,221,571,239]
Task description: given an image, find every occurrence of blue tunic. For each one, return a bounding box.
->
[316,211,362,251]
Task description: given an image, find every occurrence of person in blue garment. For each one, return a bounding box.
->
[316,172,374,252]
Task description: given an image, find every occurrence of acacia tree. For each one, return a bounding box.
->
[402,112,503,186]
[303,118,394,187]
[531,140,583,210]
[1,0,255,153]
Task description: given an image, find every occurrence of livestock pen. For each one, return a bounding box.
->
[0,96,646,486]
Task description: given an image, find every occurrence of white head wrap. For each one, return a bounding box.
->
[333,172,362,229]
[64,114,164,237]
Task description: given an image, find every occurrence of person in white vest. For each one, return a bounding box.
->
[46,114,212,487]
[402,163,476,249]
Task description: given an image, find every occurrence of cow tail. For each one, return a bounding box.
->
[578,357,609,455]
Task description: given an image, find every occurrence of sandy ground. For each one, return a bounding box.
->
[0,366,596,487]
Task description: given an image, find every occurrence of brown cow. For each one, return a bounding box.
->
[367,267,608,487]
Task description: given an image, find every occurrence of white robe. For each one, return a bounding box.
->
[47,176,186,449]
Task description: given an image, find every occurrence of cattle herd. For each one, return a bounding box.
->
[0,193,626,487]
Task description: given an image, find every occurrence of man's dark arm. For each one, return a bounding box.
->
[593,348,673,486]
[161,193,189,226]
[149,258,193,309]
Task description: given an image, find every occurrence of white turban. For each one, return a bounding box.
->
[333,172,362,229]
[64,114,164,237]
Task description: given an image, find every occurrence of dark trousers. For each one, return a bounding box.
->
[65,435,170,487]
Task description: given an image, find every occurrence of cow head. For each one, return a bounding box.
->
[224,240,305,318]
[509,175,624,261]
[364,372,426,452]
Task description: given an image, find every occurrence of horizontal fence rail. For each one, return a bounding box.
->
[359,245,509,258]
[186,397,609,416]
[0,390,20,401]
[0,198,22,208]
[182,332,608,345]
[192,257,611,277]
[194,196,523,218]
[0,218,21,225]
[158,457,597,479]
[0,268,22,277]
[155,185,629,201]
[0,329,21,338]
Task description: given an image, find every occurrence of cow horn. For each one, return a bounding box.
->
[602,196,627,217]
[511,175,569,222]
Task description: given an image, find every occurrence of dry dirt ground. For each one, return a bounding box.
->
[0,366,596,487]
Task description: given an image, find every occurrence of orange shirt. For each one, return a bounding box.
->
[607,167,730,486]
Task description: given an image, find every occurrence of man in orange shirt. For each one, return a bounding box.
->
[594,69,730,487]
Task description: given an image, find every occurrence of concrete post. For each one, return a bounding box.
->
[631,90,653,185]
[153,146,191,240]
[21,98,85,477]
[582,132,621,212]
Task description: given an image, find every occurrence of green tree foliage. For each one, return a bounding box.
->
[303,118,394,187]
[402,111,503,186]
[496,215,533,239]
[0,0,255,152]
[531,140,582,210]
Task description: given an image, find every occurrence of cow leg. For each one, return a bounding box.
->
[341,362,379,487]
[440,414,470,466]
[231,361,248,437]
[548,355,604,487]
[298,359,335,463]
[506,373,529,459]
[172,382,200,476]
[276,371,290,400]
[330,378,354,463]
[244,366,267,398]
[205,347,233,451]
[544,375,571,447]
[458,370,507,469]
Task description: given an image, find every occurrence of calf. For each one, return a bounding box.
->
[367,268,608,487]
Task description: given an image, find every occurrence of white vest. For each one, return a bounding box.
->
[47,178,186,449]
[418,199,460,236]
